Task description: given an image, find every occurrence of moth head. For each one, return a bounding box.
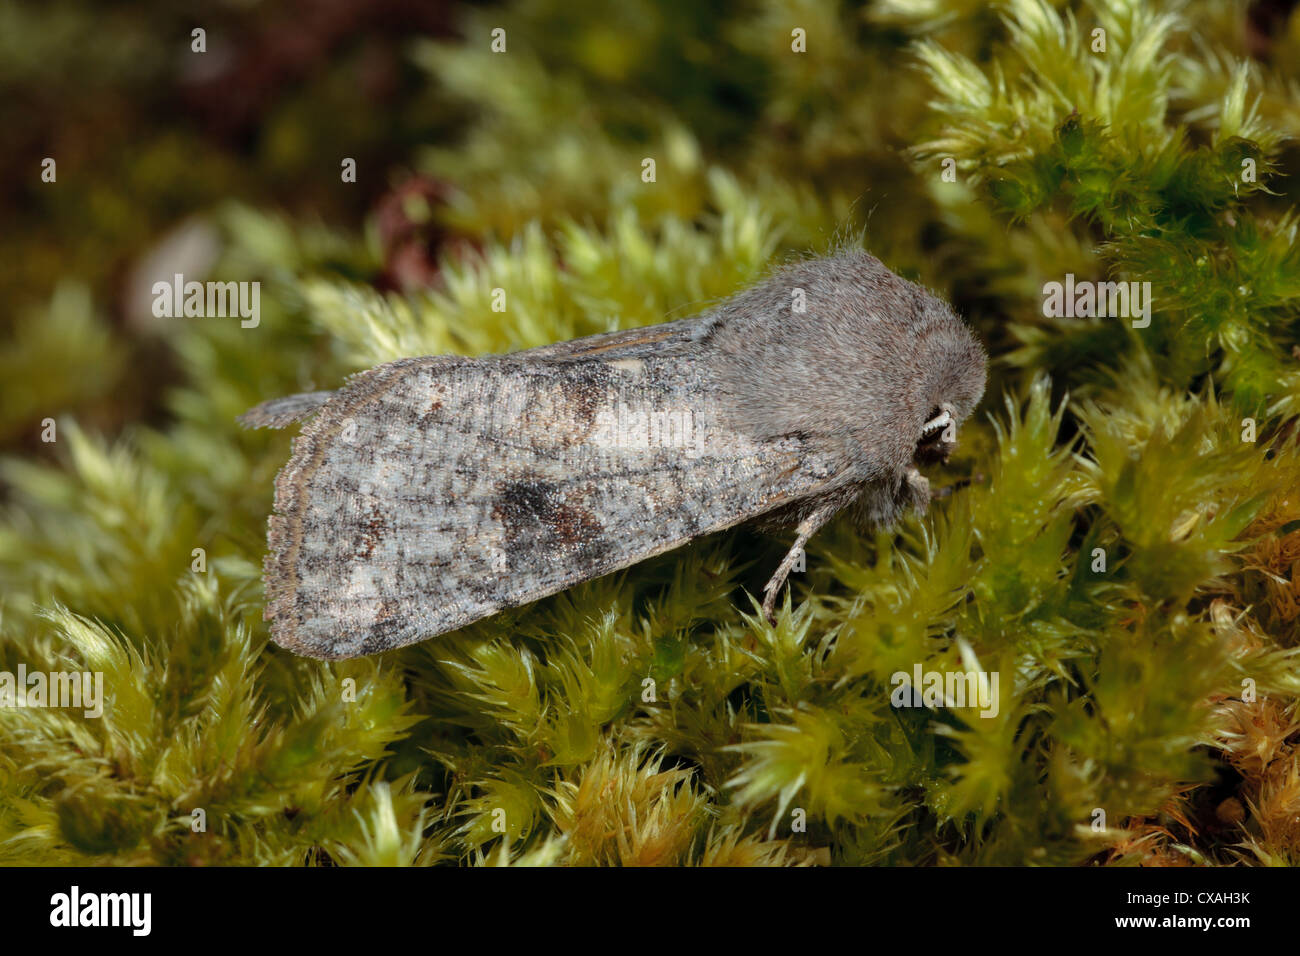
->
[915,402,957,464]
[908,294,986,466]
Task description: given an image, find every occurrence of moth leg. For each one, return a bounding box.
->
[760,500,840,624]
[904,465,931,510]
[932,475,974,500]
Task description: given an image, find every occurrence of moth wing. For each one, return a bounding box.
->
[515,311,721,362]
[239,316,716,430]
[238,390,335,428]
[265,354,843,659]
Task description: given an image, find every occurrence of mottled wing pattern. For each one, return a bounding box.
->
[264,352,842,659]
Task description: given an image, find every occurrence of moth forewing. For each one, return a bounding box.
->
[262,351,845,660]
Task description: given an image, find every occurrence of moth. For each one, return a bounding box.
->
[241,250,986,660]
